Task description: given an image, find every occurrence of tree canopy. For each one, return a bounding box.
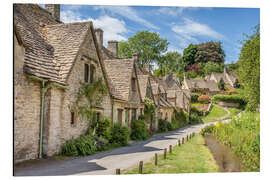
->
[118,30,168,68]
[238,25,260,111]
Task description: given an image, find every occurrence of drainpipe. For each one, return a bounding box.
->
[28,75,68,159]
[111,98,114,122]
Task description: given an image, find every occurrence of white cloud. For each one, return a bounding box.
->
[89,16,128,45]
[157,7,209,17]
[60,10,127,45]
[93,6,159,30]
[172,18,225,48]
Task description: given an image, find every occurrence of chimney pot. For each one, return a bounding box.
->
[107,40,118,58]
[95,28,103,48]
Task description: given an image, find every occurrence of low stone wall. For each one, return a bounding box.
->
[217,101,239,108]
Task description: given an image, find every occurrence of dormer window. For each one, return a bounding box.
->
[90,64,95,84]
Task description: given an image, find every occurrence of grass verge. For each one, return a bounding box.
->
[227,107,242,119]
[122,134,219,174]
[202,105,227,123]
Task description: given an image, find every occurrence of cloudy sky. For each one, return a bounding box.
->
[40,4,259,64]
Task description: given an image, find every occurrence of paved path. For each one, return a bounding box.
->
[14,120,229,176]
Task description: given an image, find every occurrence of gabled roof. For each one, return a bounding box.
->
[159,96,173,108]
[14,5,63,84]
[44,22,91,82]
[104,58,135,101]
[137,75,149,102]
[185,78,219,92]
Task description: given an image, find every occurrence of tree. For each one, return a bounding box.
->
[238,25,260,111]
[204,61,224,75]
[159,51,181,73]
[118,30,168,67]
[218,78,225,90]
[195,41,225,64]
[182,44,197,66]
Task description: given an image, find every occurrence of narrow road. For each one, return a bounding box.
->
[14,120,228,176]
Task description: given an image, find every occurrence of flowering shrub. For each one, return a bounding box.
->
[147,129,152,135]
[198,94,210,104]
[130,119,151,141]
[187,63,200,74]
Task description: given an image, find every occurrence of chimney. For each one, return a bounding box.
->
[107,40,118,57]
[45,4,60,22]
[144,64,152,72]
[94,28,103,48]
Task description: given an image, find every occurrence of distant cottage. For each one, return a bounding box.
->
[14,4,190,163]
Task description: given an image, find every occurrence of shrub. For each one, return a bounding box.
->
[61,134,97,156]
[190,107,203,116]
[189,111,202,125]
[212,94,246,105]
[200,124,216,136]
[191,93,200,103]
[198,94,210,104]
[96,118,112,140]
[110,123,130,146]
[130,119,151,141]
[158,119,168,132]
[167,122,173,131]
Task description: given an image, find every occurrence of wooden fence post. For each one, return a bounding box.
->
[116,168,120,175]
[178,139,181,146]
[155,153,158,166]
[169,145,172,153]
[164,148,167,159]
[139,161,143,174]
[186,135,188,141]
[182,137,184,144]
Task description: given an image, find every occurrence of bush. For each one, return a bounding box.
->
[189,111,202,125]
[191,93,200,103]
[167,122,173,131]
[158,119,168,132]
[212,94,246,105]
[61,134,97,156]
[96,118,112,140]
[200,124,216,136]
[198,94,210,104]
[110,123,130,146]
[190,107,203,116]
[130,119,151,141]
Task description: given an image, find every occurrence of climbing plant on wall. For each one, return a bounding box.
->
[71,78,108,134]
[144,98,155,130]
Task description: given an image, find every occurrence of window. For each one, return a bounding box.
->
[140,108,143,115]
[96,112,101,122]
[131,77,136,91]
[71,111,75,125]
[117,109,123,125]
[84,64,89,82]
[90,64,95,84]
[131,108,137,121]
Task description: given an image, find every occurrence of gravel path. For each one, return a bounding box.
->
[14,120,228,176]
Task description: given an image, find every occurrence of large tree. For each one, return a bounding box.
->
[238,25,260,111]
[181,44,197,66]
[203,61,224,75]
[118,30,168,68]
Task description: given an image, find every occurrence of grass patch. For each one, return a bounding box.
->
[122,134,219,174]
[227,107,242,119]
[202,105,227,123]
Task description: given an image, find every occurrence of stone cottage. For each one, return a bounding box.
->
[14,4,117,163]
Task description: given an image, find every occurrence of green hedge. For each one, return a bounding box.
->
[130,119,151,141]
[212,94,246,105]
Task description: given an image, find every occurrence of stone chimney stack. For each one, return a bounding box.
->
[45,4,60,22]
[94,28,103,48]
[107,40,118,58]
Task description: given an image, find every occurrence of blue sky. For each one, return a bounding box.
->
[41,4,259,64]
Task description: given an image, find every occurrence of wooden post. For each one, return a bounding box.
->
[169,145,172,153]
[178,139,181,146]
[182,137,184,144]
[164,148,167,159]
[155,153,158,166]
[139,161,143,174]
[190,134,192,139]
[116,168,120,175]
[186,135,188,141]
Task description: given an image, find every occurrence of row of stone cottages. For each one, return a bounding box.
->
[14,4,191,163]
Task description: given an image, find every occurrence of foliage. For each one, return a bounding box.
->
[200,124,216,136]
[61,134,97,156]
[144,98,155,129]
[110,123,130,146]
[182,44,198,66]
[189,112,202,125]
[217,78,225,90]
[95,118,112,140]
[172,109,188,129]
[212,94,246,105]
[191,93,200,103]
[203,61,224,75]
[233,79,241,88]
[118,30,168,67]
[200,112,260,171]
[198,94,210,104]
[226,63,239,72]
[167,122,173,131]
[159,51,182,74]
[202,105,228,123]
[195,41,225,64]
[186,70,198,78]
[238,25,260,111]
[130,119,151,141]
[158,118,168,132]
[186,63,200,74]
[73,78,108,133]
[190,107,203,116]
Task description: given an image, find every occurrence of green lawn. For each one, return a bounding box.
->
[202,105,228,123]
[227,107,242,119]
[122,134,219,174]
